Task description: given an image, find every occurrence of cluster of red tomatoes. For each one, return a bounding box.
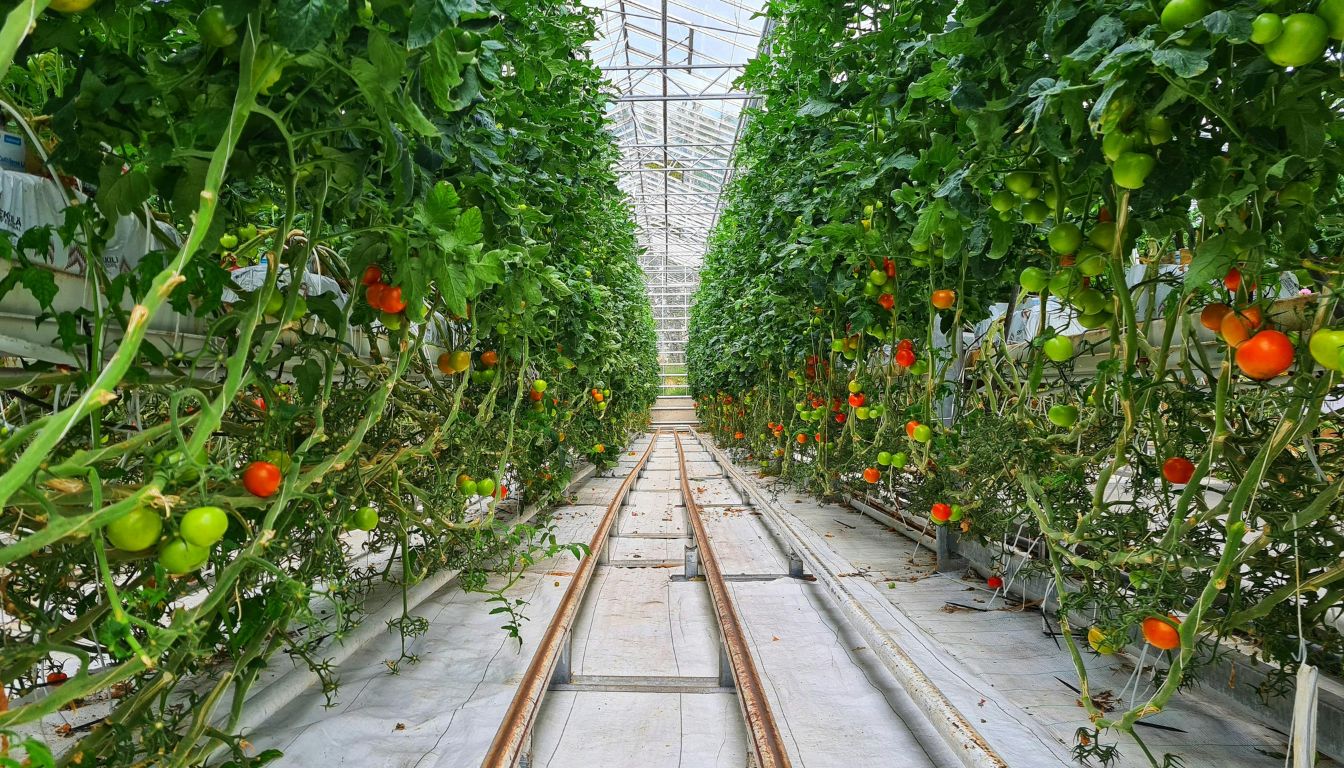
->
[361,264,408,323]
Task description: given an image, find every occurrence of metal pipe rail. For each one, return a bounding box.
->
[672,431,792,768]
[480,433,662,768]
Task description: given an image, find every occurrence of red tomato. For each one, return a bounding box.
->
[848,393,865,407]
[1162,456,1195,484]
[481,350,500,368]
[878,293,895,310]
[47,672,68,685]
[365,282,387,310]
[529,390,543,401]
[895,348,916,367]
[361,265,383,286]
[906,420,920,438]
[1098,206,1113,223]
[1142,615,1181,650]
[253,397,266,411]
[1223,266,1242,293]
[884,257,896,278]
[863,467,881,483]
[986,576,1004,590]
[930,503,952,522]
[834,412,847,424]
[796,433,808,444]
[897,338,914,351]
[242,461,282,498]
[734,431,745,440]
[380,286,407,314]
[1236,330,1295,380]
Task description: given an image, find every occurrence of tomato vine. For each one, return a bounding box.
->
[690,0,1343,763]
[0,1,656,765]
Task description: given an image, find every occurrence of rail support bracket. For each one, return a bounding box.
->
[550,629,572,688]
[717,640,735,690]
[685,540,701,579]
[788,550,804,579]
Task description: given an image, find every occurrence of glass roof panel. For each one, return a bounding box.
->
[583,0,767,365]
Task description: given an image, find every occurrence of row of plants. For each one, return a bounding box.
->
[689,0,1342,764]
[0,1,657,765]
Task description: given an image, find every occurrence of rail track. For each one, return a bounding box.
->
[480,427,993,768]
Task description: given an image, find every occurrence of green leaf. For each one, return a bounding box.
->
[272,0,343,52]
[95,166,151,219]
[17,265,56,307]
[408,0,489,49]
[1066,16,1124,64]
[797,96,837,117]
[421,181,460,229]
[1151,47,1210,79]
[455,207,483,245]
[1185,235,1232,292]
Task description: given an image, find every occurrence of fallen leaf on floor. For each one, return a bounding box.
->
[772,636,780,641]
[978,698,986,707]
[941,603,972,613]
[545,571,573,576]
[394,723,406,731]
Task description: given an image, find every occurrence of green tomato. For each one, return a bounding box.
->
[1112,152,1156,190]
[1047,404,1080,428]
[990,190,1018,213]
[219,233,239,250]
[1087,222,1116,250]
[1145,114,1172,145]
[352,506,379,532]
[912,424,933,443]
[1160,0,1210,31]
[159,538,210,575]
[1076,253,1107,278]
[1265,13,1329,67]
[847,380,862,394]
[477,478,496,497]
[289,295,308,322]
[1048,223,1083,254]
[1004,172,1034,195]
[381,311,403,330]
[197,5,238,47]
[1319,0,1344,39]
[1078,310,1114,330]
[238,224,259,241]
[180,506,229,547]
[876,451,893,466]
[863,281,880,298]
[263,291,285,317]
[1021,200,1050,224]
[869,269,888,286]
[890,451,909,468]
[831,339,845,353]
[460,479,478,497]
[856,406,870,420]
[1279,180,1314,207]
[1043,335,1074,362]
[1308,327,1344,371]
[533,379,548,393]
[1101,128,1144,163]
[910,359,929,375]
[1073,288,1107,316]
[1049,268,1080,299]
[106,506,163,552]
[1019,267,1049,292]
[948,504,964,522]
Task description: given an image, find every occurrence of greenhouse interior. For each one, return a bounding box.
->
[1,0,1342,766]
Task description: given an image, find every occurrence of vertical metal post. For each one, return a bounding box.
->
[717,637,735,690]
[550,629,572,687]
[788,551,803,579]
[935,526,958,573]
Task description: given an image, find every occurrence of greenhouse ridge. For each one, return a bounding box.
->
[0,1,1342,768]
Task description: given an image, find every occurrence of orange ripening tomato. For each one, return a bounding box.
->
[1199,303,1231,332]
[1142,615,1181,650]
[734,431,745,440]
[1236,329,1295,380]
[361,265,383,286]
[1223,266,1242,293]
[931,289,956,310]
[863,467,881,483]
[529,389,543,401]
[480,350,499,368]
[796,433,808,444]
[1219,306,1262,347]
[906,420,920,438]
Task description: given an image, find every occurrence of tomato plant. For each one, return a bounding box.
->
[0,1,657,764]
[688,1,1344,763]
